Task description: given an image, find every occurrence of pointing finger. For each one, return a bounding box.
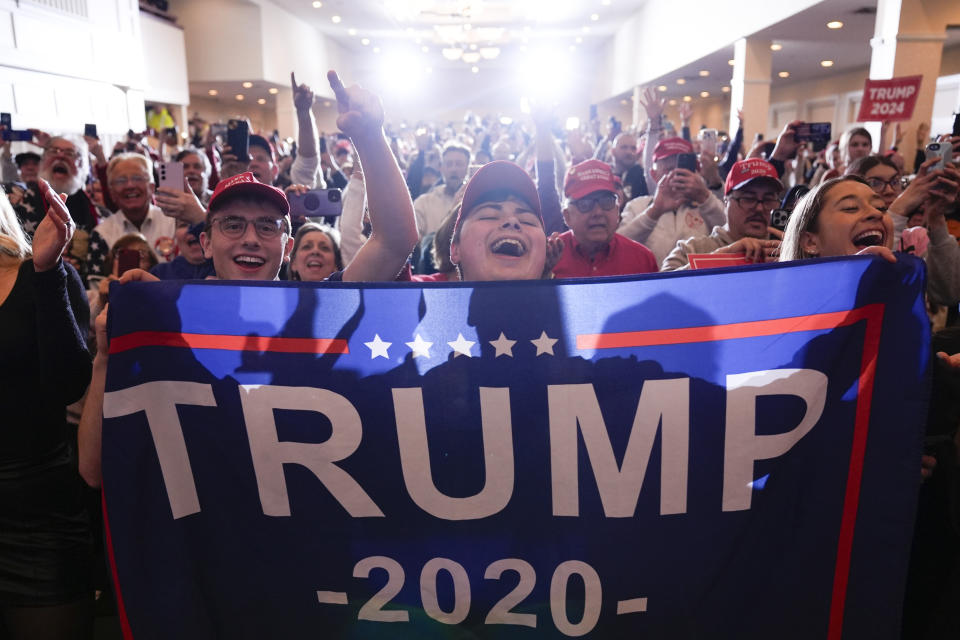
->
[327,70,348,113]
[291,71,297,94]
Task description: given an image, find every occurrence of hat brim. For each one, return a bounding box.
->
[461,161,541,221]
[727,175,783,195]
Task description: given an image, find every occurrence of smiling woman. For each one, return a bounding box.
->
[289,222,343,281]
[779,176,894,262]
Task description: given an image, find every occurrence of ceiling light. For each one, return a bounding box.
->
[601,0,611,5]
[373,46,381,53]
[405,27,414,34]
[668,99,678,105]
[471,66,479,74]
[257,98,266,105]
[590,13,600,21]
[728,59,735,66]
[311,0,321,7]
[208,89,218,96]
[569,45,576,52]
[464,23,472,30]
[820,59,834,67]
[582,26,590,33]
[268,87,279,94]
[721,86,730,93]
[348,28,357,36]
[421,46,429,53]
[700,91,709,98]
[479,47,500,60]
[575,36,583,44]
[462,52,481,63]
[242,81,253,88]
[361,38,370,45]
[827,21,843,29]
[620,99,628,105]
[441,47,463,60]
[683,96,692,102]
[698,70,709,77]
[657,85,667,92]
[331,15,341,23]
[235,94,244,101]
[778,71,790,78]
[770,43,782,51]
[469,43,478,50]
[676,78,686,85]
[425,67,433,74]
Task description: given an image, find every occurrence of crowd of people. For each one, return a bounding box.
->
[1,66,960,638]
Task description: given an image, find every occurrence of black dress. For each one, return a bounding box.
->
[0,260,93,606]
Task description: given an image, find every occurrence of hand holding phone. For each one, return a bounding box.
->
[226,119,250,162]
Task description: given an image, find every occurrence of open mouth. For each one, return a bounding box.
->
[52,165,69,176]
[233,255,265,270]
[305,258,325,269]
[490,237,526,257]
[853,229,885,248]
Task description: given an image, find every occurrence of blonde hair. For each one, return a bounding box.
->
[0,191,30,260]
[106,153,154,184]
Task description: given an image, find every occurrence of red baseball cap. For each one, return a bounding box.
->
[564,159,618,200]
[723,158,783,195]
[652,137,694,162]
[208,171,289,215]
[455,161,542,234]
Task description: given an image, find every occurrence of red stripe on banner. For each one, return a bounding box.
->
[578,303,886,638]
[108,331,350,355]
[827,305,885,640]
[576,306,879,350]
[102,488,134,640]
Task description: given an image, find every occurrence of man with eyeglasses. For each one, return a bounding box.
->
[661,158,783,271]
[7,136,106,238]
[552,160,657,278]
[617,137,725,265]
[86,153,176,277]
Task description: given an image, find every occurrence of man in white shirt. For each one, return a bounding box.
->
[617,137,724,264]
[86,153,176,276]
[413,142,470,236]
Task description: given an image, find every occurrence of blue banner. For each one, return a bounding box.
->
[102,256,930,639]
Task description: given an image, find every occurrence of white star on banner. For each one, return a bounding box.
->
[489,332,517,358]
[447,333,476,358]
[405,334,433,358]
[531,331,558,356]
[364,334,391,359]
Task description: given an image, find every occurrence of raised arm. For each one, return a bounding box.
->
[327,71,418,282]
[289,72,322,188]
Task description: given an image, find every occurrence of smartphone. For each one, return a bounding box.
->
[699,128,718,155]
[794,122,832,151]
[84,123,98,139]
[210,123,228,140]
[1,130,31,141]
[117,249,140,276]
[158,161,184,191]
[952,112,960,137]
[770,208,791,232]
[925,142,951,170]
[677,152,698,172]
[226,119,250,162]
[288,189,343,218]
[0,113,10,129]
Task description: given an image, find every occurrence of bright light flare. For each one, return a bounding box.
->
[518,47,574,104]
[565,117,580,131]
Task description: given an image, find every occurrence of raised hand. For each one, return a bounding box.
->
[678,102,693,126]
[32,178,75,272]
[291,71,315,113]
[155,176,205,223]
[639,86,664,125]
[327,70,384,141]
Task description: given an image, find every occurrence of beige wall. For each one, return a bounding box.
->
[187,95,278,137]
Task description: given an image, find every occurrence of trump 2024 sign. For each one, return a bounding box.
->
[102,256,929,639]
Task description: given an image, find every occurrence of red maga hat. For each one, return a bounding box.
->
[208,171,290,215]
[723,158,783,195]
[564,159,618,200]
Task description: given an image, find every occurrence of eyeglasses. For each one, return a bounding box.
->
[730,195,781,210]
[572,193,618,213]
[212,216,288,239]
[45,146,79,160]
[865,176,902,192]
[109,175,150,187]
